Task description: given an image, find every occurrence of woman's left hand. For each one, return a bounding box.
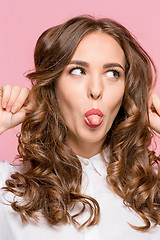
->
[149,93,160,134]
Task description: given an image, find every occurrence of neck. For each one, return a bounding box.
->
[67,137,104,159]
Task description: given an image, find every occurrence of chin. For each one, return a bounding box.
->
[79,129,108,144]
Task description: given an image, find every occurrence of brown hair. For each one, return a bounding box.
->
[3,15,160,231]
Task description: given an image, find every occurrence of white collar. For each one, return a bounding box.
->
[77,148,109,176]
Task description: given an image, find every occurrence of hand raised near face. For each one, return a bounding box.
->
[0,85,30,134]
[149,93,160,134]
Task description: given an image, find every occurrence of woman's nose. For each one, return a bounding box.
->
[90,91,101,99]
[87,75,103,100]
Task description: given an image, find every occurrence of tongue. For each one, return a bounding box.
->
[87,115,102,125]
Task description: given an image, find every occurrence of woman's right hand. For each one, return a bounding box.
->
[0,85,30,134]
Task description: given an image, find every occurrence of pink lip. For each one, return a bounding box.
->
[84,108,103,128]
[84,108,103,118]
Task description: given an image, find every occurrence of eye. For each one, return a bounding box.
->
[106,70,120,79]
[69,67,85,76]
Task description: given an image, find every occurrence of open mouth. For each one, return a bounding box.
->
[84,108,103,128]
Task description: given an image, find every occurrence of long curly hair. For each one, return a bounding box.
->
[3,15,160,231]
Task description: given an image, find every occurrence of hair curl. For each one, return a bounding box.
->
[3,15,160,231]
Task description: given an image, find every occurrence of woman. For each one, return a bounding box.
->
[0,15,160,239]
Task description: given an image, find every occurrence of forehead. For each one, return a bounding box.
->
[71,31,125,66]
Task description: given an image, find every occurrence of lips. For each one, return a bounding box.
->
[84,108,103,128]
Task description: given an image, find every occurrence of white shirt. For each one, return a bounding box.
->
[0,150,160,240]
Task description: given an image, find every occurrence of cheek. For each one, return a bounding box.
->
[113,91,124,109]
[56,75,85,114]
[109,84,124,107]
[105,84,124,120]
[56,84,79,118]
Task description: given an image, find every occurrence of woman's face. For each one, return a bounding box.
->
[56,31,125,156]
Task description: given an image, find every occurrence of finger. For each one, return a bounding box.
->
[149,111,160,133]
[11,109,27,128]
[6,86,21,112]
[0,85,12,109]
[148,94,153,109]
[148,94,156,114]
[11,87,30,113]
[0,89,3,98]
[151,93,160,115]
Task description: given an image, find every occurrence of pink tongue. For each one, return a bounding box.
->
[87,115,102,125]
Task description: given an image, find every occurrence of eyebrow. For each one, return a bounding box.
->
[69,60,125,71]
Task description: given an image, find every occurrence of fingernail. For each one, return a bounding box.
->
[11,105,18,113]
[2,102,7,109]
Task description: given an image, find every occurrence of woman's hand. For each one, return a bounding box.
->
[0,85,30,134]
[149,93,160,134]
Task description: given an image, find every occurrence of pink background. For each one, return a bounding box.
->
[1,0,160,162]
